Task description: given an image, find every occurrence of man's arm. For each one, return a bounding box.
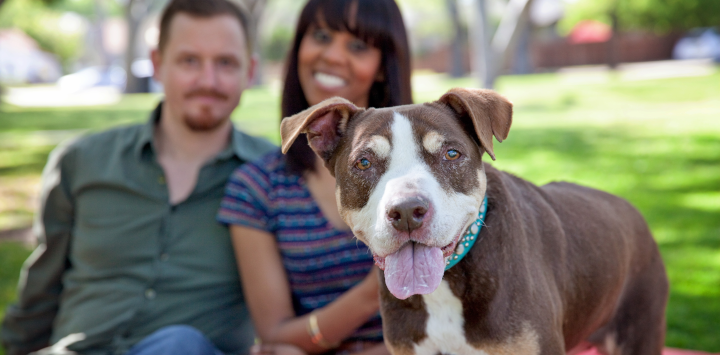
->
[1,143,76,355]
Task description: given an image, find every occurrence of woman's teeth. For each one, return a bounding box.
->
[314,72,347,88]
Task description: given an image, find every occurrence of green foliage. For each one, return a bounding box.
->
[262,26,293,62]
[45,0,124,18]
[0,0,85,71]
[560,0,720,34]
[1,68,720,351]
[258,0,304,62]
[396,0,453,56]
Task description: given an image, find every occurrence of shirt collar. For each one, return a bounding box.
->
[133,103,161,158]
[134,102,256,163]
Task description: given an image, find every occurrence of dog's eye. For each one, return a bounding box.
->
[356,158,372,170]
[444,149,461,160]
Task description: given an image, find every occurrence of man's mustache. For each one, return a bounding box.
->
[185,89,228,100]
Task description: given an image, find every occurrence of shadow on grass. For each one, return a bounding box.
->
[0,242,33,317]
[666,292,720,351]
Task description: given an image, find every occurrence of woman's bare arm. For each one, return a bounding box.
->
[231,225,381,354]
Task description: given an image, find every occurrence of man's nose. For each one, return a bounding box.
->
[387,196,429,233]
[197,61,219,87]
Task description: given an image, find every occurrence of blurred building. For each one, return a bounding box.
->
[0,28,62,84]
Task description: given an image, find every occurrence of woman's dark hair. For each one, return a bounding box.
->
[282,0,412,174]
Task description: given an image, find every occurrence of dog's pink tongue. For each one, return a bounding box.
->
[384,242,445,300]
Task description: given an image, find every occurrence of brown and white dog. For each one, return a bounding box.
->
[280,88,668,355]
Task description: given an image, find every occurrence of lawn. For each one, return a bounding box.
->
[1,67,719,353]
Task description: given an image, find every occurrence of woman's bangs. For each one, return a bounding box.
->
[315,0,391,48]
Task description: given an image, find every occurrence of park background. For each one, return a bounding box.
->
[1,0,719,353]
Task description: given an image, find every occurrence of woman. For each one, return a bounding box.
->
[217,0,412,354]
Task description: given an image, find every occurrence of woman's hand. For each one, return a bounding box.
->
[232,226,383,354]
[359,267,381,309]
[251,344,307,355]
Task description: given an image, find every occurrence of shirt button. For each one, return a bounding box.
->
[158,176,166,184]
[145,288,156,300]
[160,253,169,262]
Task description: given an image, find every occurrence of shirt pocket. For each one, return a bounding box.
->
[72,185,162,271]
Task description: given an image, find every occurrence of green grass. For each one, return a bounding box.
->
[1,67,719,352]
[0,242,34,333]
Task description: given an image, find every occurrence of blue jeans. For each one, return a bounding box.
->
[125,325,225,355]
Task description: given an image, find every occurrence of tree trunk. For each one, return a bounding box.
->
[608,8,619,69]
[94,0,110,68]
[470,0,493,88]
[244,0,267,85]
[446,0,466,78]
[512,21,533,74]
[124,0,149,93]
[470,0,533,88]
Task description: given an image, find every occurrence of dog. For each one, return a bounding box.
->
[280,88,669,355]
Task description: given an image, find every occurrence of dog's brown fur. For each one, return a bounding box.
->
[380,164,668,355]
[280,88,669,355]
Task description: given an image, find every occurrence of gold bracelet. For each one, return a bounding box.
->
[307,312,339,349]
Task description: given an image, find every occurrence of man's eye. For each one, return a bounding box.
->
[181,56,198,65]
[348,39,369,52]
[444,149,461,160]
[355,158,372,170]
[312,28,332,43]
[217,58,238,68]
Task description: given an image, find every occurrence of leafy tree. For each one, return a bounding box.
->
[560,0,720,34]
[0,0,85,71]
[0,0,123,72]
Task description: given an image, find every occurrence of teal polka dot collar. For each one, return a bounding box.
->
[445,196,488,270]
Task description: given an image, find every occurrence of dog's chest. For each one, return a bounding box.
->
[410,280,541,355]
[414,281,482,355]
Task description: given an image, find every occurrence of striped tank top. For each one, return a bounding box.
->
[217,149,382,342]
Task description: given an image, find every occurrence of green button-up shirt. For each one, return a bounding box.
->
[1,104,276,355]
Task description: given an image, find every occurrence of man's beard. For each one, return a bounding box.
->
[183,89,230,131]
[183,106,228,131]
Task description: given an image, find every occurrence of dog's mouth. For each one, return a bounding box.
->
[372,222,474,300]
[373,227,466,271]
[378,241,445,299]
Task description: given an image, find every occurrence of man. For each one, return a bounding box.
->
[0,0,275,354]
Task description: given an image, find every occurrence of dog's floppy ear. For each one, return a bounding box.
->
[438,88,512,160]
[280,97,362,161]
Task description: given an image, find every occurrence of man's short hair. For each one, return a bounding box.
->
[158,0,253,53]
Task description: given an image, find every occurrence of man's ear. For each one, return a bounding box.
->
[280,97,362,162]
[150,49,162,82]
[438,88,512,160]
[246,53,258,87]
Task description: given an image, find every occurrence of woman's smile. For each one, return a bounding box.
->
[313,71,348,89]
[298,25,382,107]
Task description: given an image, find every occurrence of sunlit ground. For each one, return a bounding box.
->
[1,63,719,352]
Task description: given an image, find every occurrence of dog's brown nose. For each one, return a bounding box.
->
[387,197,429,233]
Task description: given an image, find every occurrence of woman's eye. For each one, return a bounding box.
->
[355,158,372,170]
[312,28,332,43]
[444,149,461,160]
[348,39,369,52]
